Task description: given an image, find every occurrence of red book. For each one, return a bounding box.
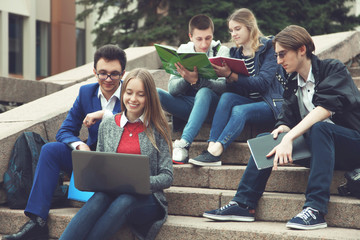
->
[209,56,249,76]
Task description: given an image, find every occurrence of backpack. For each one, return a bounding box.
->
[3,132,68,209]
[338,168,360,199]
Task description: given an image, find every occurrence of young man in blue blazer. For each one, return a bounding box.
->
[3,44,127,240]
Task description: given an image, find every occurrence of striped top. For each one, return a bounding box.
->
[238,52,262,101]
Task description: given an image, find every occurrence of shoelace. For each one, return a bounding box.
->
[220,201,238,211]
[296,207,318,221]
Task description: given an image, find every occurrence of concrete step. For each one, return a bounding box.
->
[169,120,272,165]
[164,186,360,229]
[352,76,360,87]
[0,206,133,240]
[159,215,360,240]
[170,119,273,143]
[67,168,354,227]
[172,165,346,195]
[348,66,360,78]
[186,141,250,165]
[1,207,359,240]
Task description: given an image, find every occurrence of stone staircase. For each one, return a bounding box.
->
[1,70,360,240]
[1,32,360,239]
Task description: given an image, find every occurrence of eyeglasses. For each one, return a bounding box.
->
[274,50,288,59]
[96,71,123,81]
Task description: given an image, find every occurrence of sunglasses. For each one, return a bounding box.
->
[274,50,288,59]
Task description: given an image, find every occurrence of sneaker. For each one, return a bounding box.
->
[203,201,255,221]
[286,207,327,230]
[172,139,190,164]
[189,150,221,166]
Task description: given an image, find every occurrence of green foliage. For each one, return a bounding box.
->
[76,0,360,49]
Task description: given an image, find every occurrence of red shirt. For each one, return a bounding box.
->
[115,114,144,154]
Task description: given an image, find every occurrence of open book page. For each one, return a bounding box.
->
[209,56,249,76]
[155,44,218,79]
[154,44,179,76]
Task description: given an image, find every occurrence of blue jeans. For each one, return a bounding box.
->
[25,142,73,220]
[209,92,274,150]
[233,122,360,215]
[60,192,163,240]
[157,87,220,144]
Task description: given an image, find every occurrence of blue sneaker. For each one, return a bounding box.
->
[286,207,327,230]
[203,201,255,221]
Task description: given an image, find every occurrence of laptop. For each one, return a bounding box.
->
[71,150,151,195]
[247,133,311,170]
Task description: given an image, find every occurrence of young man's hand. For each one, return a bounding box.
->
[268,136,294,170]
[175,62,198,85]
[267,125,292,170]
[271,125,290,138]
[76,143,91,151]
[83,110,105,128]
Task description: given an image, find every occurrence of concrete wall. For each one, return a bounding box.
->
[0,46,162,103]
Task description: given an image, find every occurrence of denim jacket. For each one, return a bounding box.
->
[227,37,284,119]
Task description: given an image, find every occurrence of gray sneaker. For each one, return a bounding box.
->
[189,150,221,166]
[172,139,190,164]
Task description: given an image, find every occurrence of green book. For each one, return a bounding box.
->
[154,44,218,79]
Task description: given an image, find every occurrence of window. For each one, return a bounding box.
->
[9,14,23,76]
[76,28,85,67]
[36,21,50,78]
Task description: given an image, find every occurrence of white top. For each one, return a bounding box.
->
[297,67,333,124]
[120,111,145,128]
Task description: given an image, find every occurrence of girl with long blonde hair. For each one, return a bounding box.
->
[189,8,284,166]
[60,68,173,240]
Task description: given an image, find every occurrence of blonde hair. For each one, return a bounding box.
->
[120,68,172,154]
[228,8,263,56]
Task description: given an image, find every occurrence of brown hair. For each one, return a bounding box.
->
[273,25,315,59]
[120,68,172,153]
[228,8,263,56]
[188,14,214,36]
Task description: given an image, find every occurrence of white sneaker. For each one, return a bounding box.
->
[172,139,190,164]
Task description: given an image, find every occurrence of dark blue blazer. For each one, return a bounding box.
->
[55,83,121,149]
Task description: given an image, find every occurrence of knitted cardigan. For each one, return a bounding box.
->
[97,114,173,240]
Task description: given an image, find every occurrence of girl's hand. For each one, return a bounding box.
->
[211,62,231,78]
[83,110,105,128]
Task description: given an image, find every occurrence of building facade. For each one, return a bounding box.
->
[0,0,96,80]
[1,0,359,80]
